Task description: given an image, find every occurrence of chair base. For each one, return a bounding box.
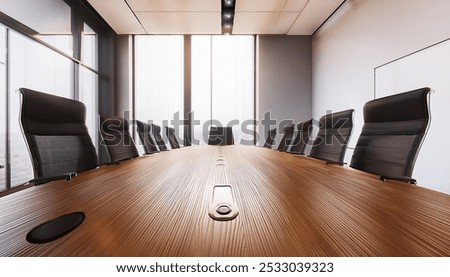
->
[29,172,77,185]
[380,175,417,185]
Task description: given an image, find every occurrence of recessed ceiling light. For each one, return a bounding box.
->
[224,0,234,7]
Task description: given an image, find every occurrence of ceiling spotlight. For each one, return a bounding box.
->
[224,0,234,6]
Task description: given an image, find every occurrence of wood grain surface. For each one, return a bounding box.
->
[0,145,449,256]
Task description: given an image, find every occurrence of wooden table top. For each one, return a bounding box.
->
[1,145,449,256]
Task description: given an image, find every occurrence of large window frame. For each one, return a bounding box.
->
[133,35,256,147]
[0,0,111,193]
[192,35,255,145]
[134,35,185,151]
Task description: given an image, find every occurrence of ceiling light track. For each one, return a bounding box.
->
[221,0,236,35]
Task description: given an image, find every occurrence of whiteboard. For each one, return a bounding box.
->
[375,39,450,194]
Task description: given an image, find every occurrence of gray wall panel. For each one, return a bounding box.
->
[257,35,312,147]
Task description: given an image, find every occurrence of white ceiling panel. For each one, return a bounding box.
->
[236,0,307,12]
[236,0,286,12]
[283,0,309,12]
[136,12,221,34]
[87,0,346,35]
[87,0,145,34]
[127,0,220,12]
[288,0,344,35]
[233,12,298,34]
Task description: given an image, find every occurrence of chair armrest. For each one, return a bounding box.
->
[29,172,77,186]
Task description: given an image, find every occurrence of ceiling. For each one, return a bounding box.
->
[86,0,345,35]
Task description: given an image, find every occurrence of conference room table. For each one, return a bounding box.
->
[0,145,449,256]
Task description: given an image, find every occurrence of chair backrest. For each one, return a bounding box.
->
[350,87,431,181]
[309,109,354,164]
[263,128,277,148]
[99,114,139,163]
[277,124,295,151]
[136,120,159,154]
[208,126,234,145]
[19,88,98,179]
[288,119,313,155]
[151,124,168,151]
[166,126,180,149]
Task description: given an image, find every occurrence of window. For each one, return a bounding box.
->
[0,25,6,190]
[9,30,74,186]
[79,23,98,147]
[0,0,73,56]
[192,35,254,145]
[82,23,97,70]
[135,36,184,147]
[134,35,254,147]
[79,66,98,149]
[191,36,211,145]
[0,2,103,192]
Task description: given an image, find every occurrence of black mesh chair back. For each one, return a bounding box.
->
[277,124,295,151]
[99,114,139,163]
[19,88,98,183]
[350,87,431,183]
[136,120,159,154]
[263,128,277,148]
[166,126,180,149]
[151,124,168,151]
[309,109,354,164]
[288,119,313,155]
[208,126,234,145]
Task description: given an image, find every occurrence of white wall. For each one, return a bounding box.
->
[312,0,450,193]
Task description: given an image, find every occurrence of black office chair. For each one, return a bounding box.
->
[166,126,180,149]
[309,109,354,165]
[99,114,139,163]
[350,87,431,184]
[19,88,94,244]
[151,124,168,151]
[208,126,234,145]
[277,124,295,152]
[263,128,277,148]
[19,88,98,185]
[136,120,159,154]
[288,119,313,155]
